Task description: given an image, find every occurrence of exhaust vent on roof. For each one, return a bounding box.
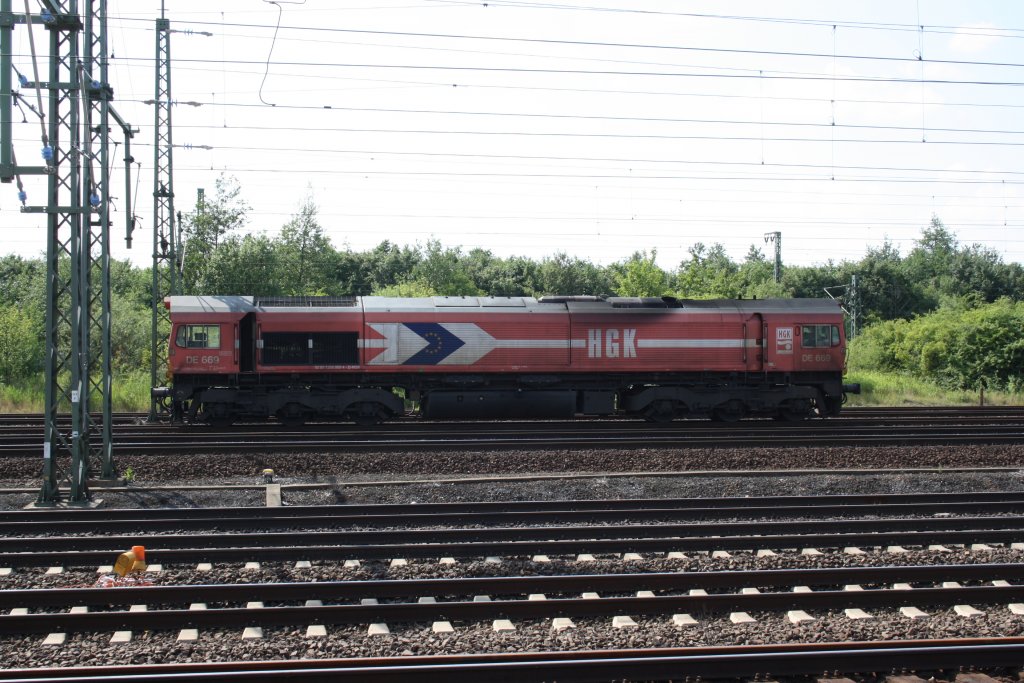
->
[255,296,358,308]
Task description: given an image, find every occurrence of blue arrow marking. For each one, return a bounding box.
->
[403,323,465,365]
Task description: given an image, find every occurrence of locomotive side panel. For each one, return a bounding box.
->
[567,305,751,373]
[361,297,571,372]
[255,310,364,372]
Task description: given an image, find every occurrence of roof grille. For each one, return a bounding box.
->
[609,297,680,308]
[537,295,605,303]
[255,296,358,308]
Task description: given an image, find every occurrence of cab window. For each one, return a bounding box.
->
[175,324,220,349]
[802,324,841,349]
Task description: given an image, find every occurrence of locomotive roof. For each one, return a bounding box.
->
[168,295,843,315]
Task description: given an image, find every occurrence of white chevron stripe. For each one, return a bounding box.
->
[437,323,496,365]
[362,325,757,365]
[637,339,758,349]
[364,323,429,365]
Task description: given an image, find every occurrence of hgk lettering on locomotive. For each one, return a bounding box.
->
[587,328,637,359]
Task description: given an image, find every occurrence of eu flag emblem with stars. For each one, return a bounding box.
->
[403,323,465,365]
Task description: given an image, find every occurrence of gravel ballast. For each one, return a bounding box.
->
[3,444,1024,669]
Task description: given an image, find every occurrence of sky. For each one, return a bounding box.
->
[3,0,1024,274]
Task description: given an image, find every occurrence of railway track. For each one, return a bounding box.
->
[3,492,1024,679]
[3,640,1024,682]
[1,407,1023,455]
[5,563,1024,631]
[3,490,1023,533]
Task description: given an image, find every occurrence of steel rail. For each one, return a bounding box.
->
[8,419,1024,438]
[4,417,1024,456]
[7,490,1024,523]
[4,413,1024,438]
[6,497,1024,535]
[5,430,1024,455]
[1,526,1021,568]
[4,563,1023,610]
[3,585,1024,636]
[1,404,1022,424]
[4,513,1023,554]
[2,640,1024,682]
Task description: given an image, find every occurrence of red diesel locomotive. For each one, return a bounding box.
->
[157,294,859,424]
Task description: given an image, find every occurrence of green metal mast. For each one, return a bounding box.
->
[149,2,177,422]
[764,231,782,284]
[83,0,113,478]
[1,0,131,503]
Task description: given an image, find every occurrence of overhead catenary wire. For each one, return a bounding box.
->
[104,15,1024,70]
[414,1,1024,39]
[80,55,1024,88]
[4,3,1022,271]
[257,0,307,106]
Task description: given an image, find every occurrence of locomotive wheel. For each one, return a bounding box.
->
[204,405,233,428]
[352,402,387,426]
[642,400,677,424]
[712,399,746,422]
[776,398,812,422]
[277,403,307,428]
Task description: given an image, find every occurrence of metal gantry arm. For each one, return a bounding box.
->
[108,105,137,248]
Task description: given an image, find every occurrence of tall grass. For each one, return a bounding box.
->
[0,371,151,413]
[845,370,1020,407]
[0,380,45,413]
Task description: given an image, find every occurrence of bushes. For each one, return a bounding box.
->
[848,298,1024,391]
[0,306,42,385]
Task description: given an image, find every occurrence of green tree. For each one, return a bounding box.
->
[276,199,335,295]
[460,248,539,296]
[735,245,788,299]
[411,240,482,296]
[848,298,1024,391]
[0,305,41,384]
[0,254,46,311]
[676,243,740,298]
[197,234,282,295]
[902,215,957,300]
[109,258,152,308]
[361,241,423,293]
[612,249,670,297]
[536,252,613,295]
[949,243,1013,303]
[109,294,151,373]
[372,280,438,297]
[847,241,926,323]
[180,175,249,293]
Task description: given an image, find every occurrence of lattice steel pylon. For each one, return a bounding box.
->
[83,0,114,478]
[148,7,177,422]
[763,231,782,284]
[1,0,130,503]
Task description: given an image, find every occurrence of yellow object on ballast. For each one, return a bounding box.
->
[113,545,148,577]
